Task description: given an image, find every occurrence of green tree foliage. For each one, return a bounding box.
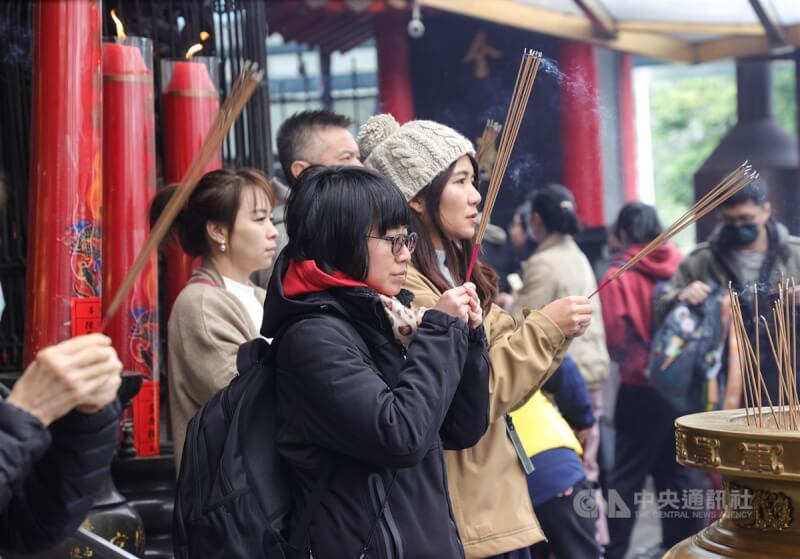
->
[647,62,796,248]
[651,74,736,209]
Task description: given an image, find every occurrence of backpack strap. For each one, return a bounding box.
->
[287,461,337,558]
[273,311,343,559]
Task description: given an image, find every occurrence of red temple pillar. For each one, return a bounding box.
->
[375,11,415,124]
[558,40,605,226]
[25,0,102,364]
[619,53,638,202]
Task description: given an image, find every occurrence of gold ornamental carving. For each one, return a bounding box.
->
[728,481,793,531]
[740,442,785,474]
[676,428,689,461]
[693,436,721,466]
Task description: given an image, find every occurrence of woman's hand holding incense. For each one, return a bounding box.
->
[463,282,483,329]
[434,286,473,324]
[539,296,593,338]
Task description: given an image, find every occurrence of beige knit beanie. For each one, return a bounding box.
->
[357,114,476,202]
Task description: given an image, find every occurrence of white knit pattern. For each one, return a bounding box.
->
[358,114,476,201]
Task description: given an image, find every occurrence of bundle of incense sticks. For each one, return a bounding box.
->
[466,50,542,281]
[729,279,799,430]
[475,119,502,173]
[101,61,264,327]
[590,162,758,299]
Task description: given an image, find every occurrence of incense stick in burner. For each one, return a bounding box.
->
[730,279,800,430]
[466,50,542,281]
[101,62,264,328]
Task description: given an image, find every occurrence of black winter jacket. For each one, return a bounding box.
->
[261,256,490,559]
[0,385,121,553]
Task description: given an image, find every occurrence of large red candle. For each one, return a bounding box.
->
[25,0,102,365]
[102,36,160,457]
[161,57,221,317]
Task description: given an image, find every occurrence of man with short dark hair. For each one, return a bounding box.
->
[655,179,800,402]
[276,109,361,185]
[256,110,362,288]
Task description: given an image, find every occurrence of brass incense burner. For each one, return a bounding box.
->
[667,408,800,558]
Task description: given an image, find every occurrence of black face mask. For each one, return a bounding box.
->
[719,224,760,247]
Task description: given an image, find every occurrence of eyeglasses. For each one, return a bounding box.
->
[367,232,418,256]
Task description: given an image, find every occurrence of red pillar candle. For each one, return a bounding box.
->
[25,0,102,365]
[558,41,605,226]
[161,57,221,317]
[102,36,160,457]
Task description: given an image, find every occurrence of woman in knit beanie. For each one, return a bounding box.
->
[359,114,594,559]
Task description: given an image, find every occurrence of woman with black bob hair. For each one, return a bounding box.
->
[261,165,490,559]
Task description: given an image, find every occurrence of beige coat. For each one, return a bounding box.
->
[514,234,610,390]
[405,265,569,558]
[168,263,265,467]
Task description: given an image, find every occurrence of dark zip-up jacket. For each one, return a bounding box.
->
[261,254,490,559]
[0,386,121,553]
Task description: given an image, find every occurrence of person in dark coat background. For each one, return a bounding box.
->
[0,333,122,554]
[261,166,490,559]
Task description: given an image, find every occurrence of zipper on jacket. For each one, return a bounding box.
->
[438,453,466,559]
[505,414,535,475]
[221,388,234,427]
[368,474,402,559]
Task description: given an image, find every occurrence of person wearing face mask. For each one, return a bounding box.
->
[599,203,705,559]
[359,114,593,559]
[149,168,279,468]
[654,179,800,402]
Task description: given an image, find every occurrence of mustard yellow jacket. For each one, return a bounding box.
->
[405,265,569,558]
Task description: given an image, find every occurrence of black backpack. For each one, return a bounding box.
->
[173,312,392,559]
[646,283,726,415]
[174,314,349,558]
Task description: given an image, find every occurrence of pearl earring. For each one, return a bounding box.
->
[219,240,227,253]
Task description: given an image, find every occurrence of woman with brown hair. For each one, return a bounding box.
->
[149,168,278,466]
[359,114,593,559]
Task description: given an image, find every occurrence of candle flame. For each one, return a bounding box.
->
[199,31,210,41]
[110,9,127,40]
[185,43,203,59]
